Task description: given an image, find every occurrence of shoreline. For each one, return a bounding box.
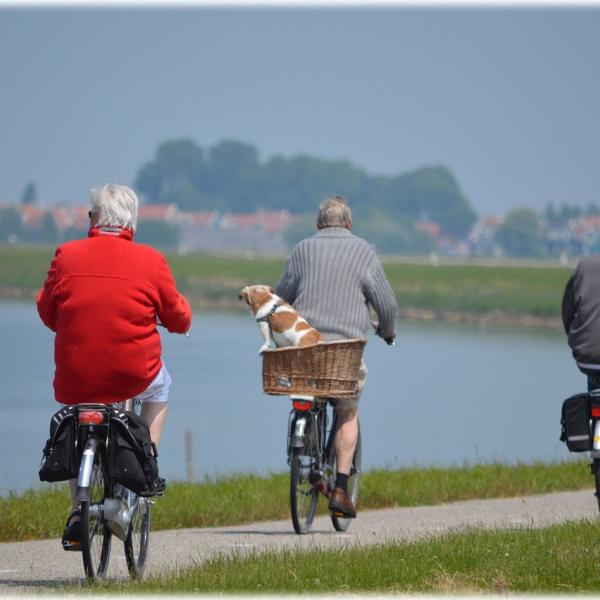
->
[1,287,562,329]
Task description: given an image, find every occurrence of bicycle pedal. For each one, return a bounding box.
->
[62,540,82,552]
[331,511,346,518]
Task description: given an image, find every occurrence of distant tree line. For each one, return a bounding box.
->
[134,138,477,248]
[495,209,543,258]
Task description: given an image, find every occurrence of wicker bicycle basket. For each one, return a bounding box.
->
[262,339,366,398]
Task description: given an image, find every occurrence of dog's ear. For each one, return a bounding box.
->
[268,286,274,293]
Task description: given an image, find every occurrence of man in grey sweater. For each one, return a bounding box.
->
[562,255,600,390]
[276,196,398,518]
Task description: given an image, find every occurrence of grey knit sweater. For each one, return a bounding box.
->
[275,227,398,341]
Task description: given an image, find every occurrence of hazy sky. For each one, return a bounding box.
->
[1,7,598,215]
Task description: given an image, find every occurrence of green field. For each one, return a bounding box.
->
[0,245,571,319]
[1,461,591,543]
[84,520,600,594]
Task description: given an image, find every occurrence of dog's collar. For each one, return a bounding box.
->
[256,301,283,324]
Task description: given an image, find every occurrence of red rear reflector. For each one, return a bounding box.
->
[592,408,600,418]
[79,410,105,425]
[293,400,313,411]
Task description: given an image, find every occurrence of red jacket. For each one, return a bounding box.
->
[37,227,192,405]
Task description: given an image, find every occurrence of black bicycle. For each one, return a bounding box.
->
[287,395,361,534]
[73,398,151,580]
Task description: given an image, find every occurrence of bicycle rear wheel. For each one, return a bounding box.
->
[125,496,151,578]
[592,459,600,514]
[290,449,319,534]
[330,425,362,532]
[81,451,112,580]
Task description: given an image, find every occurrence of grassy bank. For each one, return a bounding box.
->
[1,461,591,543]
[0,245,570,319]
[87,520,600,594]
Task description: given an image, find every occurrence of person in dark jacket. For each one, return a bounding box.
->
[276,196,398,519]
[562,255,600,390]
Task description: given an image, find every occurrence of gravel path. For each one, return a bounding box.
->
[0,489,597,593]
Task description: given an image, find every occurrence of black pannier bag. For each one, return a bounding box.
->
[107,409,159,495]
[560,393,591,452]
[39,406,79,482]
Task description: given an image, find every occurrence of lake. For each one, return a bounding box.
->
[0,301,584,494]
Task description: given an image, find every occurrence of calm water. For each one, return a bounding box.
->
[0,301,584,494]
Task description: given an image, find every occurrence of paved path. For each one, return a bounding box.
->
[0,489,597,592]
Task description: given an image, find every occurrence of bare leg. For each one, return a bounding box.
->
[334,407,359,475]
[140,401,168,446]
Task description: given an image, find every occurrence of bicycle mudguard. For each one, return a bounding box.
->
[290,415,308,448]
[74,438,98,502]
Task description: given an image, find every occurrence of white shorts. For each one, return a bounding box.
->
[134,364,172,403]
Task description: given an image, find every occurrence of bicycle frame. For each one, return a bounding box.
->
[287,396,337,484]
[73,405,110,503]
[72,401,145,541]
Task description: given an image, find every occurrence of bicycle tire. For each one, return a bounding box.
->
[120,396,152,578]
[124,496,151,578]
[81,450,112,580]
[593,459,600,514]
[330,424,362,532]
[290,448,319,534]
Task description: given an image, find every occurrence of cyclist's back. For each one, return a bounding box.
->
[562,255,600,379]
[276,223,397,343]
[37,208,191,406]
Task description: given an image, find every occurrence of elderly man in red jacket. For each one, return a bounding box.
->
[37,184,192,549]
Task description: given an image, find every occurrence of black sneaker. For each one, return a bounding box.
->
[61,509,82,551]
[140,476,167,497]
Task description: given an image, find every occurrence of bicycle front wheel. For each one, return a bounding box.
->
[125,496,151,578]
[290,449,319,534]
[81,452,112,580]
[331,425,362,532]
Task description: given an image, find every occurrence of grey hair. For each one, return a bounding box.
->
[90,184,139,232]
[317,195,352,229]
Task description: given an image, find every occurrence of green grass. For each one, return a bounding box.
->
[383,262,569,317]
[82,520,600,594]
[1,461,592,543]
[0,244,571,317]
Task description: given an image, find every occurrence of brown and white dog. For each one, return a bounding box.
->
[239,285,323,354]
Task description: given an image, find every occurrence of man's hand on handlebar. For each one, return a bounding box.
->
[370,321,396,346]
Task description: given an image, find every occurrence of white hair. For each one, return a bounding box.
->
[317,195,352,229]
[90,184,139,232]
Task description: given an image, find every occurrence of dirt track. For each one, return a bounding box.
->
[0,489,596,592]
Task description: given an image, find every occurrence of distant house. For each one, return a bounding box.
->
[220,209,293,233]
[414,220,440,240]
[182,211,219,229]
[576,216,600,252]
[175,208,296,254]
[18,204,46,229]
[5,201,298,254]
[468,216,503,257]
[138,203,181,223]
